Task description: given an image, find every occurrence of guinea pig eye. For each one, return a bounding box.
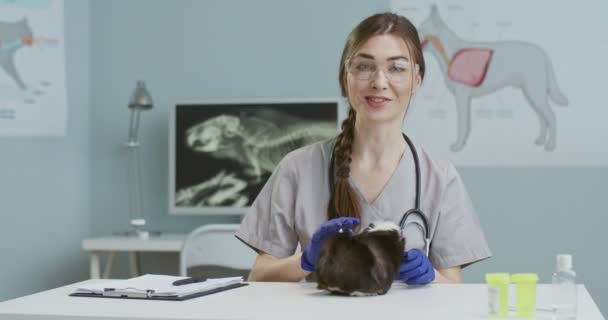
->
[369,223,376,229]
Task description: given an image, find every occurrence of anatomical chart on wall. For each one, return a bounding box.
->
[0,0,66,136]
[391,1,608,166]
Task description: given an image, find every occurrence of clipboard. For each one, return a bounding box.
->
[70,274,248,301]
[69,282,248,301]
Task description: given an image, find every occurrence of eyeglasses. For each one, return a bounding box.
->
[346,58,419,83]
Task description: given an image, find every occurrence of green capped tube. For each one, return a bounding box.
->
[511,273,539,318]
[485,273,510,317]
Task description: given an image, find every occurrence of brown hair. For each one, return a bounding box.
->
[328,13,426,221]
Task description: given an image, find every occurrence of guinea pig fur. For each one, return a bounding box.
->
[315,221,405,296]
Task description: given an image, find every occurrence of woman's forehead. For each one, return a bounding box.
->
[354,34,413,61]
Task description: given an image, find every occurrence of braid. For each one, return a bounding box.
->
[327,108,361,221]
[334,109,355,168]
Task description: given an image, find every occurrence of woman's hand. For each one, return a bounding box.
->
[398,248,435,285]
[300,217,360,271]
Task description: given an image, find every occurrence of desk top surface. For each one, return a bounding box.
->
[82,233,187,252]
[0,281,604,320]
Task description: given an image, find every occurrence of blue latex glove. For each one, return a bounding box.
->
[300,217,360,272]
[399,248,435,285]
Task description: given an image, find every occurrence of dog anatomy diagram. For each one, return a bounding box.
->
[0,0,65,136]
[391,1,608,165]
[418,5,569,153]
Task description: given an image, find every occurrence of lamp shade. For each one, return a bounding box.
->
[128,80,153,110]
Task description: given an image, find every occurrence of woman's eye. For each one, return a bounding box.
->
[390,65,407,73]
[355,63,374,71]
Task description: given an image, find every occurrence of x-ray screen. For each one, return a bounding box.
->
[169,98,339,215]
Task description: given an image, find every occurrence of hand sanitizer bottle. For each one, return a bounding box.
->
[552,254,577,319]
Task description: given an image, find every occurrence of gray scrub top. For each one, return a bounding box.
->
[236,137,491,269]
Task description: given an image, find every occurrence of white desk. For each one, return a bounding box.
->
[82,234,187,279]
[0,281,604,320]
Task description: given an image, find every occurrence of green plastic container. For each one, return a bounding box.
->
[485,273,510,317]
[511,273,539,318]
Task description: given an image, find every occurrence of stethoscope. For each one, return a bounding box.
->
[329,133,431,256]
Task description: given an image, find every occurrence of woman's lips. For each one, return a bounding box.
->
[365,96,390,109]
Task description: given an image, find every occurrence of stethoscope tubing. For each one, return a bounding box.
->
[329,133,430,255]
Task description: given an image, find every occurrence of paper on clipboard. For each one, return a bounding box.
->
[73,274,243,298]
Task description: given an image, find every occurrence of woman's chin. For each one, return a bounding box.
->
[362,106,398,120]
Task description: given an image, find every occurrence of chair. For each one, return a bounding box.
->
[179,224,257,278]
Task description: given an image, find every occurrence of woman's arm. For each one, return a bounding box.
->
[434,266,463,283]
[247,252,311,282]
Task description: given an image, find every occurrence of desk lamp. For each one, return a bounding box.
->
[125,80,153,239]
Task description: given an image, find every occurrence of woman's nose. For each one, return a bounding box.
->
[370,69,389,90]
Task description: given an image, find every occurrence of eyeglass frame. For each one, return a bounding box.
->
[345,57,420,84]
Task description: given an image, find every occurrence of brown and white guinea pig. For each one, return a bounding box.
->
[315,221,405,296]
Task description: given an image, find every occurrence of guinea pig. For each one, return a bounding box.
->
[315,221,405,296]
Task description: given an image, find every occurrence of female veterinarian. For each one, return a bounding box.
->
[236,12,491,285]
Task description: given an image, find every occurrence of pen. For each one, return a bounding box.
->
[172,276,207,286]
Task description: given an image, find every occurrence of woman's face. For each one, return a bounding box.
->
[345,34,420,125]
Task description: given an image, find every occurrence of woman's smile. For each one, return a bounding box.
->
[365,95,392,109]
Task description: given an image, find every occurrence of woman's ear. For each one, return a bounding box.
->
[412,66,422,94]
[412,64,422,94]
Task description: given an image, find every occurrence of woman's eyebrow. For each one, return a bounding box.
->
[354,53,374,59]
[388,56,410,62]
[354,53,410,62]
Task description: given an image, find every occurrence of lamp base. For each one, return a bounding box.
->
[113,219,161,238]
[130,219,148,238]
[135,230,150,240]
[113,229,162,238]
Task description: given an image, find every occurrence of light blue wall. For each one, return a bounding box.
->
[0,0,91,301]
[88,0,387,275]
[0,0,605,316]
[88,1,607,314]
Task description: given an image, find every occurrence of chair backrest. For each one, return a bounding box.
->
[179,224,257,277]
